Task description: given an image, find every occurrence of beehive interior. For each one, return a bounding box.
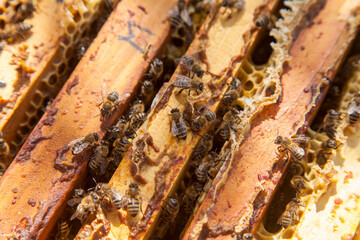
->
[53,1,212,238]
[2,0,360,239]
[256,31,360,240]
[0,0,115,167]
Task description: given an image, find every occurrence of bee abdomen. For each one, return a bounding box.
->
[324,127,337,139]
[128,199,140,217]
[277,213,293,228]
[204,111,216,123]
[169,15,183,28]
[112,198,122,209]
[220,125,230,141]
[132,113,147,125]
[255,15,269,27]
[192,146,206,162]
[89,153,102,172]
[176,124,188,139]
[349,112,360,124]
[16,22,33,32]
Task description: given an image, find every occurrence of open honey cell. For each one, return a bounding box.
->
[1,0,360,240]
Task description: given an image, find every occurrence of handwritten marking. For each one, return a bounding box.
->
[118,21,154,53]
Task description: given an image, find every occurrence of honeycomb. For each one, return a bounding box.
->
[255,47,360,240]
[0,0,113,166]
[170,1,322,238]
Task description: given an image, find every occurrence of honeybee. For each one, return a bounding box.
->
[168,0,192,27]
[14,2,35,22]
[73,188,86,199]
[192,134,213,163]
[107,118,128,142]
[170,107,188,140]
[0,22,33,41]
[112,136,132,164]
[56,220,70,240]
[175,55,205,78]
[195,161,216,183]
[71,133,99,155]
[322,109,341,139]
[290,134,310,149]
[0,132,10,162]
[183,182,203,214]
[89,141,110,175]
[316,139,340,166]
[274,135,305,161]
[129,100,145,117]
[290,175,308,193]
[140,80,154,103]
[125,183,143,217]
[218,108,240,140]
[173,74,204,95]
[99,91,119,119]
[146,58,163,81]
[0,168,4,180]
[221,0,245,17]
[70,191,100,222]
[67,188,87,210]
[94,183,125,210]
[277,198,302,228]
[161,197,179,223]
[222,89,240,107]
[191,109,216,132]
[348,94,360,124]
[255,14,275,30]
[75,36,91,60]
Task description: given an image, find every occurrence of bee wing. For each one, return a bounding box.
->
[67,198,82,207]
[167,4,180,17]
[180,9,192,27]
[173,74,192,87]
[348,100,360,114]
[72,142,90,155]
[291,135,310,143]
[292,147,305,158]
[70,211,80,221]
[179,115,187,128]
[171,120,179,137]
[99,158,110,175]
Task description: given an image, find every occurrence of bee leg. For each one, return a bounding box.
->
[139,197,144,216]
[334,142,342,149]
[177,89,185,96]
[229,125,238,133]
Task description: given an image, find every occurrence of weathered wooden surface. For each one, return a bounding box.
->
[74,0,279,239]
[0,0,177,238]
[183,0,360,239]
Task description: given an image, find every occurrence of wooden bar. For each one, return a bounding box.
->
[0,0,105,165]
[74,0,280,239]
[183,0,360,239]
[0,0,177,238]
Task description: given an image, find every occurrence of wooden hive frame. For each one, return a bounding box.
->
[0,0,113,167]
[0,0,180,238]
[183,0,360,239]
[1,0,360,239]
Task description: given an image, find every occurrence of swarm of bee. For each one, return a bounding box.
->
[67,182,144,223]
